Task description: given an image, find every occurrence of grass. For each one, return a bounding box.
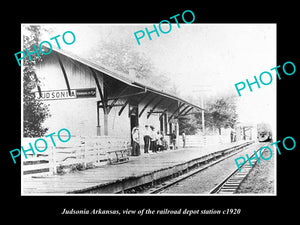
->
[57,163,96,175]
[236,147,275,194]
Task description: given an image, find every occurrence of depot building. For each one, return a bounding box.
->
[32,48,203,148]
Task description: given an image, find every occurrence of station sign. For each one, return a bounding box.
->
[76,88,97,98]
[35,88,96,101]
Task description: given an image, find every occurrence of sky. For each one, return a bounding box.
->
[28,23,276,131]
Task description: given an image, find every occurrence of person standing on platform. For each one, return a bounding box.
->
[230,128,236,143]
[171,130,177,150]
[143,125,151,154]
[131,127,140,156]
[182,132,186,148]
[157,131,163,151]
[161,132,168,150]
[150,126,157,153]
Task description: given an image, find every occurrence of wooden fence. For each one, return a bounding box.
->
[178,134,231,147]
[22,136,131,177]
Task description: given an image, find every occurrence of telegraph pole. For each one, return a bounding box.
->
[192,85,212,135]
[201,93,205,134]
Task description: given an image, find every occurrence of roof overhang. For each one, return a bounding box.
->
[48,47,204,112]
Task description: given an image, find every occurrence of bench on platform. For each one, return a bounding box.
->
[107,148,131,164]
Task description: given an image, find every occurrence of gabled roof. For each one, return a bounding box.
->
[50,47,204,111]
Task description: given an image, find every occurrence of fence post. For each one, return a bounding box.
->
[95,144,98,164]
[78,137,86,169]
[97,144,101,164]
[48,146,53,175]
[83,141,87,169]
[49,146,57,175]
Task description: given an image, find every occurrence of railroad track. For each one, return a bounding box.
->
[140,141,263,194]
[209,142,270,194]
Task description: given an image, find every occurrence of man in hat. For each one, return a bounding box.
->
[150,126,157,153]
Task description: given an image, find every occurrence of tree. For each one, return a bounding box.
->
[178,93,238,135]
[89,39,171,91]
[23,25,50,137]
[205,94,238,135]
[178,114,200,135]
[91,39,153,77]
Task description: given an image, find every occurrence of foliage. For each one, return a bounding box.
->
[178,94,238,135]
[57,163,95,175]
[23,25,50,137]
[90,39,171,91]
[205,94,238,134]
[178,114,200,135]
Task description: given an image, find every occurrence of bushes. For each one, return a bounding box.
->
[57,163,96,175]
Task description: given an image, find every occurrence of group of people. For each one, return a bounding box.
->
[131,125,178,156]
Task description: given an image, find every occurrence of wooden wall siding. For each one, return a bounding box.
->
[33,53,180,139]
[36,54,100,91]
[34,54,102,137]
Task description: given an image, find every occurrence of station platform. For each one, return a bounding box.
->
[22,140,253,194]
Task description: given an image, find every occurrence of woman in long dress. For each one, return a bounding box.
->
[131,127,140,156]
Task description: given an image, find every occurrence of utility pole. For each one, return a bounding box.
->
[192,85,212,135]
[201,93,205,135]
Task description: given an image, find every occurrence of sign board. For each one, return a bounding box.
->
[76,88,96,98]
[35,88,96,101]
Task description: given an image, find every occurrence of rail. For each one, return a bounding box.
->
[124,140,255,194]
[209,142,269,194]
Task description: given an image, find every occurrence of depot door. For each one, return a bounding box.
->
[129,103,139,139]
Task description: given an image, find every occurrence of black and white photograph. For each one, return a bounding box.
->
[20,23,277,195]
[4,5,298,220]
